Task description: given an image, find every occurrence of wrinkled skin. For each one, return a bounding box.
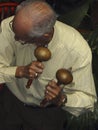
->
[15,61,44,79]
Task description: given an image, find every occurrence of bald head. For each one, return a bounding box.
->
[13,0,57,38]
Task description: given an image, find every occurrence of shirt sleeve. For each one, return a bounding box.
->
[62,30,97,116]
[0,18,17,83]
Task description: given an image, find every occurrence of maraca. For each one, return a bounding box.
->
[56,68,73,85]
[26,46,51,88]
[34,46,51,62]
[40,68,73,107]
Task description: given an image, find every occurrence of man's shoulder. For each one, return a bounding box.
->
[0,16,14,33]
[55,20,78,34]
[1,16,14,24]
[55,20,85,41]
[55,20,73,29]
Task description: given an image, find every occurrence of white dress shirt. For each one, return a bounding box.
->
[0,16,97,116]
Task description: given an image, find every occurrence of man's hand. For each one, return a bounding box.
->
[45,80,62,101]
[15,61,44,79]
[44,80,67,106]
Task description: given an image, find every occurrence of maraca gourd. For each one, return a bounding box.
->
[26,46,51,88]
[56,68,73,85]
[40,68,73,107]
[34,46,51,62]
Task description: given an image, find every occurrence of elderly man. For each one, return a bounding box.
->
[0,0,97,130]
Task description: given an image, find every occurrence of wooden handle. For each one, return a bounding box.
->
[26,79,33,89]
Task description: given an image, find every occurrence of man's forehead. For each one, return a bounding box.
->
[13,15,32,35]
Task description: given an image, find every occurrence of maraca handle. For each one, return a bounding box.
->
[26,79,33,88]
[40,98,49,107]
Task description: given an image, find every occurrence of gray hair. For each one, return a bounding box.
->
[16,0,57,38]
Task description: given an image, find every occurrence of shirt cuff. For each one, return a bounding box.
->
[0,66,17,83]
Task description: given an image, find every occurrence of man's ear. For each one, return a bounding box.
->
[43,28,54,38]
[43,33,49,37]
